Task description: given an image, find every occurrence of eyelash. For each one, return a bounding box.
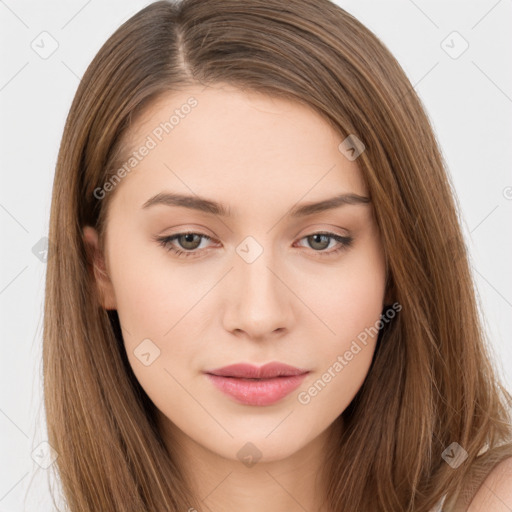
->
[154,231,353,259]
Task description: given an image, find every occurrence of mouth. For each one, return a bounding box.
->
[204,362,310,406]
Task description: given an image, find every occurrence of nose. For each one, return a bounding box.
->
[222,246,294,340]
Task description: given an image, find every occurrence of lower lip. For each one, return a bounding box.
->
[205,373,308,406]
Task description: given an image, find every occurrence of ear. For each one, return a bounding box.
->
[82,226,117,310]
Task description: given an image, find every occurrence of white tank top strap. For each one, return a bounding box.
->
[429,493,447,511]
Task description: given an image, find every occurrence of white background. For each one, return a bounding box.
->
[1,0,511,509]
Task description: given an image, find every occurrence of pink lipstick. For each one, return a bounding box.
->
[204,362,309,406]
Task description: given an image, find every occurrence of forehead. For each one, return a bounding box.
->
[109,83,368,214]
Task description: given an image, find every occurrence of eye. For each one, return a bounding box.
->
[154,232,215,259]
[154,231,353,259]
[294,232,353,257]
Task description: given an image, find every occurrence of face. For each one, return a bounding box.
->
[83,83,388,464]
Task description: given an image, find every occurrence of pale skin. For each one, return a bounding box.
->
[467,457,512,511]
[82,83,512,511]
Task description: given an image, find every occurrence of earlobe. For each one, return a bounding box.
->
[82,226,117,310]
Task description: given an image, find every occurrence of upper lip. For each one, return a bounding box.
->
[205,362,309,379]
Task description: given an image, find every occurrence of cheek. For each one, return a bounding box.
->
[106,227,222,357]
[308,242,386,342]
[108,233,200,335]
[297,289,384,427]
[298,239,386,416]
[108,241,205,418]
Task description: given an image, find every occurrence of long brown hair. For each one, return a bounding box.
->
[43,0,512,510]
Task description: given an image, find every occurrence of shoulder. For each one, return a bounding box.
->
[467,456,512,511]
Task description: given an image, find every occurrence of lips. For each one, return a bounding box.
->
[204,362,309,406]
[206,362,309,379]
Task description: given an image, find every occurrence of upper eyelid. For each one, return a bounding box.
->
[163,223,350,238]
[164,229,346,239]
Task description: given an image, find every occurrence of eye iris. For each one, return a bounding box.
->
[179,233,201,250]
[308,234,330,250]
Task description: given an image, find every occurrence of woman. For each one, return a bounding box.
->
[43,0,512,510]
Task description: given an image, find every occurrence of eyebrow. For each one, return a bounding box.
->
[141,191,371,217]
